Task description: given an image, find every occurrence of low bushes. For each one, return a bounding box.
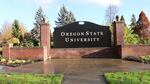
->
[140,55,150,63]
[0,73,63,84]
[104,71,150,84]
[0,48,2,52]
[0,56,35,67]
[124,55,150,64]
[0,48,2,55]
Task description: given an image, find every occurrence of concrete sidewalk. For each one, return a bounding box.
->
[1,59,150,84]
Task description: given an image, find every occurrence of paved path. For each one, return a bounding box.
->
[1,59,150,84]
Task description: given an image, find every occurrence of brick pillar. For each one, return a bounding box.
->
[113,21,124,46]
[43,46,48,61]
[40,23,51,60]
[2,43,13,60]
[40,23,51,48]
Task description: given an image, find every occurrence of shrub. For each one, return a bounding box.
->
[123,26,150,45]
[20,33,36,47]
[124,27,140,45]
[124,55,150,64]
[140,55,150,63]
[7,38,20,46]
[139,39,150,45]
[0,57,36,67]
[0,48,2,52]
[20,40,34,47]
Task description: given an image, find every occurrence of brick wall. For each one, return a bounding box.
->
[3,46,48,60]
[49,45,150,59]
[3,45,150,60]
[49,47,118,58]
[121,45,150,58]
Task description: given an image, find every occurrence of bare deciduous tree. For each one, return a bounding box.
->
[105,5,118,25]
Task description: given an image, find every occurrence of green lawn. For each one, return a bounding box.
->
[0,73,63,84]
[104,71,150,84]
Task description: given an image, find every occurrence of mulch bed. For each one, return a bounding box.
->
[124,56,150,64]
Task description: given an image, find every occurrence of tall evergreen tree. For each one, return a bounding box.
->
[120,15,125,21]
[30,7,46,46]
[55,5,76,27]
[12,20,21,39]
[130,14,137,29]
[120,15,126,26]
[116,15,119,21]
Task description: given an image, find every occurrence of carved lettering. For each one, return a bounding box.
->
[61,32,65,36]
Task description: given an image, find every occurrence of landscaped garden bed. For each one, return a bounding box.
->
[0,56,41,67]
[124,55,150,64]
[104,71,150,84]
[0,73,63,84]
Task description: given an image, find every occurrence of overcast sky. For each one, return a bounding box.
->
[0,0,150,31]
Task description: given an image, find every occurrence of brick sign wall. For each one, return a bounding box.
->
[53,21,111,48]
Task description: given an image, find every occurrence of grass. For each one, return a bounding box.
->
[104,71,150,84]
[0,73,63,84]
